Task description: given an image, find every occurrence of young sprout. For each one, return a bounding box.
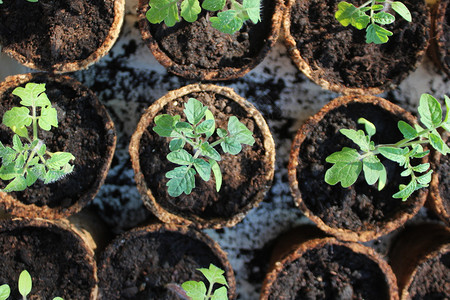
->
[0,83,75,192]
[335,0,412,44]
[0,270,63,300]
[146,0,261,34]
[153,97,254,197]
[325,94,450,201]
[180,264,229,300]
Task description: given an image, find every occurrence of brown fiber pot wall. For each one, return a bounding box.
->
[0,73,116,219]
[0,0,124,73]
[129,83,275,229]
[429,0,450,77]
[288,95,428,242]
[137,0,284,80]
[0,217,98,299]
[97,223,236,299]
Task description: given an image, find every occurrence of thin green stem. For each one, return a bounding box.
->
[31,104,38,141]
[205,282,214,299]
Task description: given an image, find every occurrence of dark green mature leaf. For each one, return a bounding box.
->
[181,281,206,300]
[202,0,226,11]
[210,10,244,34]
[167,149,194,165]
[166,166,196,197]
[39,106,58,131]
[398,121,417,139]
[378,147,408,164]
[358,118,376,137]
[373,11,395,24]
[146,0,179,26]
[169,138,185,151]
[3,107,32,136]
[418,94,442,129]
[393,178,417,201]
[153,114,177,137]
[185,98,207,125]
[4,175,27,192]
[325,147,362,187]
[243,0,261,23]
[210,159,222,192]
[340,129,371,152]
[391,1,411,22]
[211,286,228,300]
[200,142,221,161]
[366,23,393,44]
[194,158,211,181]
[180,0,201,22]
[228,116,254,145]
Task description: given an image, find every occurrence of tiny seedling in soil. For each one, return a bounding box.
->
[167,264,229,300]
[325,94,450,201]
[146,0,261,34]
[0,83,75,192]
[0,270,63,300]
[335,0,412,44]
[153,97,254,197]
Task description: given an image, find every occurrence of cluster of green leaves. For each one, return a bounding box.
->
[335,0,411,44]
[0,270,63,300]
[146,0,261,34]
[325,94,450,201]
[181,264,229,300]
[0,83,75,192]
[153,97,254,197]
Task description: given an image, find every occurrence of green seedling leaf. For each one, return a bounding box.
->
[0,142,18,165]
[243,0,261,23]
[154,114,177,137]
[221,137,242,155]
[362,155,385,186]
[196,119,215,134]
[393,178,417,201]
[418,94,442,129]
[0,163,22,181]
[417,170,433,185]
[167,149,194,165]
[26,169,39,187]
[12,83,46,107]
[391,1,411,22]
[442,95,450,131]
[53,298,64,300]
[429,132,450,155]
[46,152,75,169]
[358,118,376,137]
[401,169,412,177]
[412,163,430,173]
[211,286,228,300]
[228,116,255,145]
[0,284,10,300]
[340,129,371,152]
[202,0,226,11]
[366,23,393,44]
[204,109,215,139]
[335,1,358,26]
[210,159,222,192]
[371,4,384,10]
[200,142,221,161]
[185,98,208,125]
[3,107,32,136]
[18,270,32,298]
[15,153,25,169]
[325,147,362,187]
[166,166,196,197]
[398,121,417,139]
[210,10,244,34]
[378,147,408,165]
[12,134,24,152]
[181,281,207,300]
[4,176,27,192]
[373,11,395,25]
[198,264,228,287]
[44,169,67,184]
[146,0,179,26]
[169,138,185,151]
[180,0,201,22]
[217,128,227,138]
[194,158,211,181]
[38,106,58,131]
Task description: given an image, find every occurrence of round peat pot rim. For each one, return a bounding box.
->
[129,83,275,229]
[260,237,399,300]
[97,223,236,299]
[136,0,284,81]
[0,217,98,300]
[2,0,125,73]
[429,0,450,77]
[282,0,430,95]
[288,95,428,242]
[0,73,117,219]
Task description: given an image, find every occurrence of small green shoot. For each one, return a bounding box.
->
[153,97,254,197]
[0,270,63,300]
[325,94,450,201]
[0,83,75,192]
[181,264,229,300]
[335,0,412,44]
[146,0,261,34]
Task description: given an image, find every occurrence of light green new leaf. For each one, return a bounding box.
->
[12,134,23,152]
[391,1,411,22]
[340,129,370,152]
[378,146,408,165]
[3,107,32,135]
[243,0,261,23]
[362,155,385,186]
[418,94,442,129]
[417,170,433,185]
[210,10,244,34]
[228,116,255,145]
[39,106,58,131]
[146,0,179,26]
[53,298,64,300]
[30,164,46,181]
[221,137,242,155]
[398,121,417,139]
[200,142,221,161]
[335,1,358,27]
[18,270,32,298]
[202,0,226,11]
[181,281,206,300]
[371,4,384,10]
[373,11,395,25]
[0,284,10,300]
[211,286,228,300]
[194,158,211,181]
[325,147,360,163]
[37,143,46,156]
[198,264,228,287]
[429,132,450,155]
[412,163,430,173]
[167,149,194,165]
[169,138,185,151]
[217,128,227,138]
[366,23,393,44]
[12,83,46,107]
[210,159,222,192]
[44,169,67,184]
[46,152,75,169]
[166,166,196,197]
[181,0,201,23]
[204,109,215,138]
[358,118,376,137]
[442,95,450,131]
[185,98,208,125]
[325,147,362,187]
[393,178,417,201]
[196,119,215,134]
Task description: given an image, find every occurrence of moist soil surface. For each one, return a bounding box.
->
[267,244,390,299]
[140,0,275,76]
[139,91,270,221]
[0,73,115,208]
[408,250,450,299]
[0,0,114,70]
[98,229,228,300]
[296,102,420,231]
[0,221,95,299]
[289,0,429,89]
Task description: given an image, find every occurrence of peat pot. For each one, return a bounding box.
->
[0,73,116,219]
[129,83,275,229]
[288,95,428,242]
[0,0,125,73]
[429,0,450,77]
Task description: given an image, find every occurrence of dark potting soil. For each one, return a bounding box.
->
[296,102,420,231]
[267,244,390,299]
[98,229,227,300]
[408,250,450,299]
[0,74,115,208]
[289,0,429,89]
[139,91,270,220]
[436,138,450,217]
[440,0,450,73]
[0,0,114,70]
[0,221,95,299]
[143,0,275,73]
